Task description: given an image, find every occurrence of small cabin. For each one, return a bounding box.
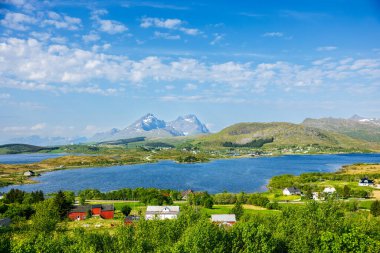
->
[211,214,236,226]
[68,204,114,221]
[124,215,140,225]
[145,206,180,220]
[181,189,194,200]
[0,218,11,228]
[359,177,374,187]
[323,187,336,194]
[23,170,35,177]
[283,187,301,196]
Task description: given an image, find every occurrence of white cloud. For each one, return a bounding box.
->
[30,31,51,41]
[50,36,67,44]
[160,95,247,104]
[2,122,46,134]
[0,93,11,99]
[141,17,183,29]
[317,46,337,51]
[0,37,379,96]
[0,12,37,31]
[47,11,60,20]
[154,31,180,40]
[31,123,46,130]
[262,32,283,37]
[210,33,224,45]
[82,32,100,43]
[42,12,82,30]
[98,19,128,34]
[91,9,128,34]
[312,57,332,65]
[4,0,36,12]
[184,83,197,90]
[141,17,200,35]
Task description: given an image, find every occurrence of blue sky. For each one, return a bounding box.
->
[0,0,379,141]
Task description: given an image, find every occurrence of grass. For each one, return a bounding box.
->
[338,163,380,175]
[200,204,279,217]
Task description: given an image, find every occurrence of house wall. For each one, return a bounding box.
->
[68,212,86,221]
[145,214,178,220]
[100,210,114,219]
[92,207,102,215]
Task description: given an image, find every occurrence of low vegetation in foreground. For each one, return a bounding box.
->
[2,185,380,252]
[2,161,380,252]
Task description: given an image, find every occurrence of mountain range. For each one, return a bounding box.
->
[197,121,379,150]
[4,114,380,150]
[8,135,87,146]
[302,115,380,143]
[88,113,209,142]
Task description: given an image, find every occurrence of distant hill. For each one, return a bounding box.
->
[167,114,209,136]
[0,144,59,154]
[89,113,209,142]
[302,115,380,143]
[197,122,379,151]
[8,135,87,146]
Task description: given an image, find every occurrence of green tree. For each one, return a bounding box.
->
[231,201,244,220]
[31,199,60,232]
[79,195,86,205]
[121,205,132,216]
[371,200,380,217]
[343,185,351,199]
[53,190,72,220]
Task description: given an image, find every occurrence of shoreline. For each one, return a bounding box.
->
[1,151,379,186]
[0,152,379,191]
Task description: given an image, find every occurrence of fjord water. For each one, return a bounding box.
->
[0,153,66,164]
[2,153,380,194]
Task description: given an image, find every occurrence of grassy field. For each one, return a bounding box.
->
[338,163,380,175]
[0,149,217,186]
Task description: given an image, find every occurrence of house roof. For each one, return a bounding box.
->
[323,187,336,192]
[101,204,114,211]
[211,214,236,223]
[0,218,11,226]
[181,189,193,197]
[125,215,140,221]
[69,205,91,213]
[360,178,374,183]
[146,206,180,214]
[284,186,301,193]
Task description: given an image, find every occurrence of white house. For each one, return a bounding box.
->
[211,214,236,226]
[359,178,374,187]
[323,187,336,194]
[283,187,301,196]
[145,206,180,220]
[23,170,35,177]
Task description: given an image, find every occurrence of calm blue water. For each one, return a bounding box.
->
[1,153,380,194]
[0,153,66,164]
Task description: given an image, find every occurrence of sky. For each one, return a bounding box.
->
[0,0,380,142]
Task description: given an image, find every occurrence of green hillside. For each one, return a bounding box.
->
[196,122,380,151]
[302,117,380,143]
[0,144,59,154]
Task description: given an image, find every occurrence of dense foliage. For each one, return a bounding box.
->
[222,137,274,148]
[1,200,380,252]
[78,188,181,203]
[268,172,373,198]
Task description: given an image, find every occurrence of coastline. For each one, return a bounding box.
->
[1,151,380,189]
[0,152,379,191]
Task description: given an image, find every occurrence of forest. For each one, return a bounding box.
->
[1,188,380,252]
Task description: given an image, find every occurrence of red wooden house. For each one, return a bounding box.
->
[68,204,114,221]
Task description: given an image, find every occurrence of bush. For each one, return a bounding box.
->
[121,205,132,216]
[371,201,380,217]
